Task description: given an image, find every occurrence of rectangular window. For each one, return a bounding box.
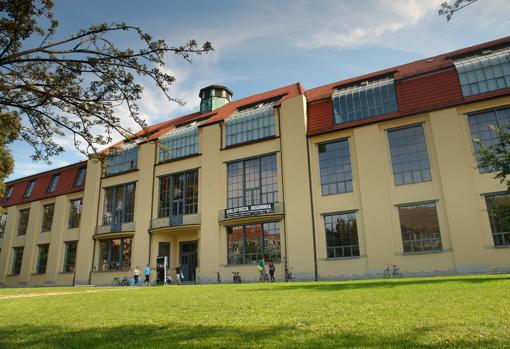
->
[74,167,87,186]
[18,208,30,236]
[158,170,198,218]
[398,202,443,253]
[333,77,398,125]
[467,107,510,173]
[11,246,23,275]
[41,204,54,232]
[485,193,510,247]
[23,180,36,198]
[159,123,199,162]
[225,101,276,146]
[227,222,281,265]
[63,241,78,272]
[68,198,83,229]
[104,144,138,176]
[454,49,510,97]
[0,213,6,239]
[388,125,431,185]
[2,186,13,203]
[36,244,49,274]
[227,154,278,208]
[103,183,135,229]
[324,212,360,258]
[318,139,353,195]
[98,238,132,271]
[47,174,60,193]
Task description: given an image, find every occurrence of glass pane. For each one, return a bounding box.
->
[318,139,352,195]
[485,193,510,246]
[226,101,276,146]
[398,202,442,253]
[324,212,359,258]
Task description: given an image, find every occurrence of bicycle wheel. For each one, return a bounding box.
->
[112,279,120,287]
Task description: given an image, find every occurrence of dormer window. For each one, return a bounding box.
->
[104,143,138,176]
[74,167,86,186]
[2,187,13,203]
[332,76,398,125]
[225,100,276,146]
[47,174,60,193]
[159,123,199,162]
[23,180,36,198]
[454,48,510,97]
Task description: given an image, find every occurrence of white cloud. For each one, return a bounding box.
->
[296,0,443,49]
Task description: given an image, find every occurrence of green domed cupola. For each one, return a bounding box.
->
[199,85,233,113]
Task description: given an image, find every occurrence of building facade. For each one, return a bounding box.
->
[1,37,510,286]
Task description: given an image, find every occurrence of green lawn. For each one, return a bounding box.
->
[0,275,509,348]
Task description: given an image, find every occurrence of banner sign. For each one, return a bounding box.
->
[224,203,274,219]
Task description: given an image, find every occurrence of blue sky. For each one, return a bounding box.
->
[7,0,510,180]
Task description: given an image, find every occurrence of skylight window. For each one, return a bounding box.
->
[47,174,60,193]
[454,48,510,97]
[104,143,138,176]
[159,123,199,162]
[23,180,36,198]
[332,76,398,125]
[2,187,13,203]
[225,101,276,146]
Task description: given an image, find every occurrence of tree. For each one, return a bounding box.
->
[476,125,510,189]
[0,0,213,197]
[438,0,479,21]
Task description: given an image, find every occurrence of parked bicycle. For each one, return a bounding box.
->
[284,267,295,282]
[383,264,402,278]
[112,276,130,286]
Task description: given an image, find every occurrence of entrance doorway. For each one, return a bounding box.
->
[179,241,198,282]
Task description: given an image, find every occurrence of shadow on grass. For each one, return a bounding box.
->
[246,275,510,293]
[0,323,503,349]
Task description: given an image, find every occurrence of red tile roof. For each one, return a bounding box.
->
[2,161,87,207]
[306,36,510,136]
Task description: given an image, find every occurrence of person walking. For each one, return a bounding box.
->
[268,261,275,282]
[143,264,151,286]
[134,266,141,286]
[175,266,182,285]
[257,257,266,282]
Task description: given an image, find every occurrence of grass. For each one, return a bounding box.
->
[0,275,509,348]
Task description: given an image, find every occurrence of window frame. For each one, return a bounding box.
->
[102,182,136,229]
[317,138,353,196]
[386,123,432,186]
[484,192,510,247]
[0,212,7,239]
[35,243,50,274]
[104,145,138,177]
[158,124,200,163]
[74,167,87,187]
[323,211,360,259]
[17,208,30,236]
[11,246,24,275]
[63,241,78,273]
[68,198,83,229]
[23,180,36,198]
[2,186,13,203]
[397,201,443,254]
[158,169,199,219]
[332,76,399,125]
[226,153,278,209]
[47,174,60,193]
[225,101,277,147]
[226,221,281,265]
[98,237,132,272]
[41,203,55,232]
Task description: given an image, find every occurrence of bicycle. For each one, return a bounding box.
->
[112,276,129,286]
[284,267,295,282]
[383,264,402,278]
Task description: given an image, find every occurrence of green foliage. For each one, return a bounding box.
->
[438,0,479,21]
[0,275,508,348]
[0,111,20,204]
[476,124,510,189]
[0,0,213,164]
